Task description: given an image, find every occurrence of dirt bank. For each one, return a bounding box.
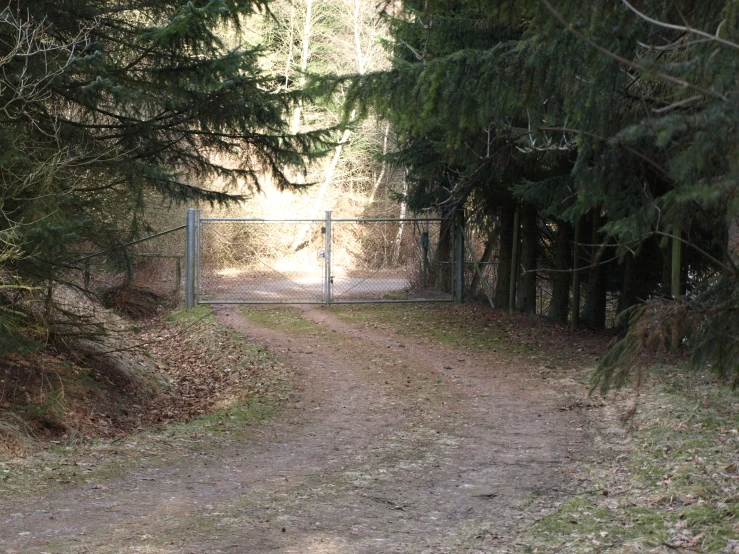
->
[0,305,593,553]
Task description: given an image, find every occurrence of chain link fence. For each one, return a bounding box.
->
[198,219,326,304]
[330,218,452,302]
[194,214,454,304]
[77,227,186,297]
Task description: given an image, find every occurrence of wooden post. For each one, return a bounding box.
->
[571,219,582,331]
[508,207,520,314]
[175,256,182,294]
[671,225,682,351]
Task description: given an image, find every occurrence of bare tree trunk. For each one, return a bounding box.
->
[283,5,295,89]
[367,122,390,206]
[494,200,515,309]
[391,170,409,265]
[571,217,583,330]
[516,203,537,314]
[548,220,571,322]
[616,252,636,328]
[292,0,376,250]
[728,216,739,266]
[469,224,497,298]
[352,0,366,74]
[290,124,352,250]
[434,217,453,293]
[290,0,312,136]
[583,211,608,330]
[314,125,353,210]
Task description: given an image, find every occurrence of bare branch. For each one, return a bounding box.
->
[651,94,702,114]
[538,0,727,102]
[620,0,739,52]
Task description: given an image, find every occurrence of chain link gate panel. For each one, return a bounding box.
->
[329,218,453,303]
[197,217,328,304]
[188,210,455,305]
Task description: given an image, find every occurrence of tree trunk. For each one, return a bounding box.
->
[616,252,637,328]
[367,122,390,207]
[661,245,672,297]
[494,200,515,309]
[516,203,537,314]
[671,225,682,299]
[283,5,295,89]
[469,224,497,298]
[571,217,583,330]
[290,0,312,135]
[508,208,520,314]
[583,211,608,330]
[290,124,352,251]
[434,216,453,293]
[729,216,739,266]
[391,169,409,265]
[548,220,571,323]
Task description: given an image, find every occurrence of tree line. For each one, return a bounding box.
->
[0,0,331,351]
[1,0,738,387]
[333,0,739,387]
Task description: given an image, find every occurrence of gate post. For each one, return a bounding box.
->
[324,211,332,305]
[454,210,465,304]
[185,208,197,309]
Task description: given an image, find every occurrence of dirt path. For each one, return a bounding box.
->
[0,306,591,553]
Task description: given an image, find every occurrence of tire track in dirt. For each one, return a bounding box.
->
[0,306,591,553]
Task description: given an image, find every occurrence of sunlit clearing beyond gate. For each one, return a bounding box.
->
[193,212,453,305]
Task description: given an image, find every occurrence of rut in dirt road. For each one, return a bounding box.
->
[0,306,591,553]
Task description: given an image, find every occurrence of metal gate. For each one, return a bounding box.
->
[185,209,458,306]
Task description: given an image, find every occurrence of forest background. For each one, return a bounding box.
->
[1,0,739,390]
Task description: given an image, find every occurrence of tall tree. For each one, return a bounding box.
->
[340,0,739,384]
[0,0,330,351]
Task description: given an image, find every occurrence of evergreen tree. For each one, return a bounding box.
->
[0,0,330,351]
[340,0,739,385]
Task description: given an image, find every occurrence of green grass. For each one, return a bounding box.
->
[166,304,213,325]
[242,306,321,334]
[167,397,277,437]
[332,304,536,355]
[0,398,280,502]
[522,367,739,552]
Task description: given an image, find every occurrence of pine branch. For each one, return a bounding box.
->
[538,0,728,102]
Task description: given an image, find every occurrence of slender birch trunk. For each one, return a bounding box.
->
[392,169,409,265]
[283,5,295,89]
[290,0,312,136]
[367,122,390,206]
[291,0,373,250]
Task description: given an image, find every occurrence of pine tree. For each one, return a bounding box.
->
[0,0,331,351]
[341,0,739,385]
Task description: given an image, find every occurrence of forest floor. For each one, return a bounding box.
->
[0,303,737,553]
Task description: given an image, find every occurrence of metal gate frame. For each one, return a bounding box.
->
[185,208,463,308]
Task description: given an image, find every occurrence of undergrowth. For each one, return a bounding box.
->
[0,305,289,471]
[331,303,610,362]
[521,366,739,553]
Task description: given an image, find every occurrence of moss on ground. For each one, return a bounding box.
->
[331,304,538,355]
[242,306,320,334]
[521,366,739,553]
